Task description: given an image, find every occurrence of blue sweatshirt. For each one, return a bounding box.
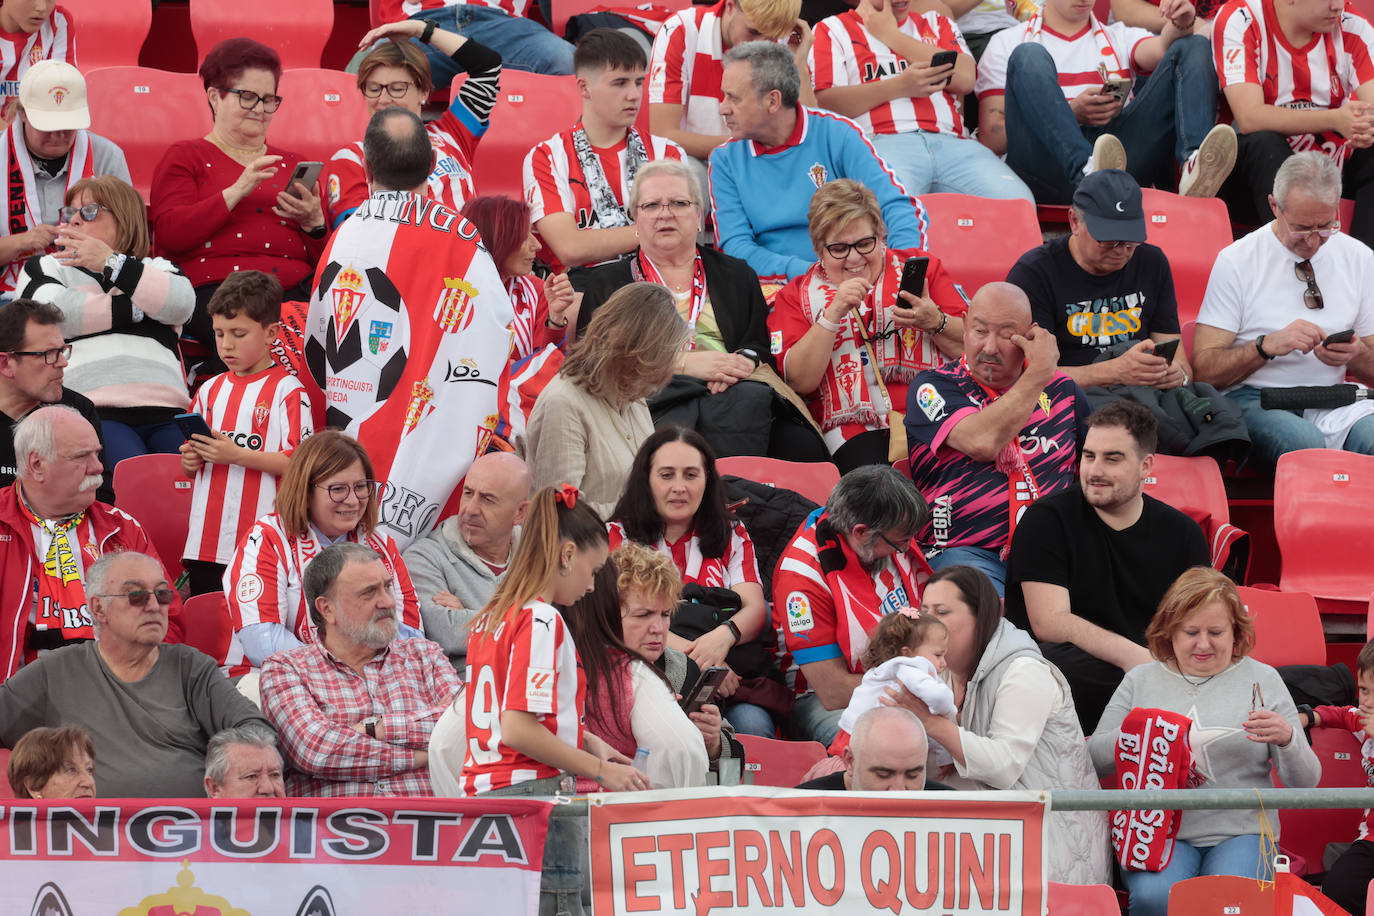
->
[708,106,927,283]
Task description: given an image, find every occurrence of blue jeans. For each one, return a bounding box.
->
[926,546,1006,596]
[409,6,574,85]
[723,700,776,737]
[101,418,185,469]
[871,130,1034,202]
[1121,834,1264,916]
[1228,385,1374,467]
[787,691,843,746]
[1004,35,1217,203]
[483,775,585,916]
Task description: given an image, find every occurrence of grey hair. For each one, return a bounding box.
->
[303,542,382,631]
[628,158,704,212]
[723,41,799,109]
[204,724,280,787]
[825,465,929,538]
[12,404,82,479]
[1273,151,1342,209]
[87,550,162,636]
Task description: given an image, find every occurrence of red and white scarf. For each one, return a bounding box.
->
[632,249,707,350]
[1112,707,1198,872]
[801,251,940,430]
[23,495,94,642]
[1,125,92,292]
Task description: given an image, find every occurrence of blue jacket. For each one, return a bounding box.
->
[708,106,927,283]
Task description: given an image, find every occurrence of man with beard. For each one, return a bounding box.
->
[1004,400,1209,731]
[772,464,931,745]
[261,542,461,796]
[904,281,1089,596]
[0,406,173,681]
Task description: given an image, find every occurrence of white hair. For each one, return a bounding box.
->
[12,404,83,480]
[1274,151,1342,209]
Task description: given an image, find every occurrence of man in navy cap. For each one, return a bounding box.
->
[1007,169,1191,392]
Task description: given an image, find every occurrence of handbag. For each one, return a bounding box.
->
[853,318,908,463]
[672,584,771,680]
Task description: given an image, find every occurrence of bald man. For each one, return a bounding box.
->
[401,452,532,671]
[797,707,949,791]
[903,282,1090,595]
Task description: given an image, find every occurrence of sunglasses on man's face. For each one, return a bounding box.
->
[97,587,177,608]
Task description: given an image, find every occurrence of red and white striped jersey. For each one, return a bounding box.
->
[460,601,585,795]
[975,14,1153,100]
[376,0,532,23]
[222,514,421,675]
[325,112,479,226]
[811,10,969,138]
[0,7,75,99]
[649,0,731,137]
[183,367,312,565]
[1214,0,1374,165]
[607,520,761,590]
[523,129,685,228]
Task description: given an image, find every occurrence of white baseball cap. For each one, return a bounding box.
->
[19,60,90,132]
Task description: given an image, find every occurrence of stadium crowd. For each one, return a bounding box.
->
[2,0,1374,912]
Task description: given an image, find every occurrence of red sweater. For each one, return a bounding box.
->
[149,139,326,290]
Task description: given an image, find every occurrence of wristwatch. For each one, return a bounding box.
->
[362,715,380,739]
[1255,335,1275,361]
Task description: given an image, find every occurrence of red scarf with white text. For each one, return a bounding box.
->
[2,124,92,292]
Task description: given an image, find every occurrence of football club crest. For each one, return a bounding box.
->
[1038,391,1052,415]
[331,264,367,337]
[402,379,436,437]
[808,162,828,189]
[48,86,67,106]
[254,403,269,427]
[435,277,479,333]
[368,319,393,355]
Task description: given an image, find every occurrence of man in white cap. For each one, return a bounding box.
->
[0,60,129,296]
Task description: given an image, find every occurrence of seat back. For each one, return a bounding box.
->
[179,592,233,665]
[717,456,840,506]
[190,0,334,69]
[112,453,195,575]
[1239,586,1326,668]
[919,193,1042,297]
[274,68,370,167]
[86,67,211,202]
[1277,726,1367,869]
[1047,881,1119,915]
[61,0,153,69]
[471,72,581,202]
[737,734,830,787]
[1142,453,1229,525]
[1275,449,1374,603]
[1140,189,1232,326]
[1166,875,1271,914]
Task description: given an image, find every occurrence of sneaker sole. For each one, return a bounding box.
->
[1092,134,1127,173]
[1181,126,1237,198]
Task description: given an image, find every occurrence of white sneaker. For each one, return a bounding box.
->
[1084,133,1127,176]
[1179,124,1237,198]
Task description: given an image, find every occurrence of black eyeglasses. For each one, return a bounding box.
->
[361,80,417,99]
[59,203,110,223]
[317,480,380,503]
[824,235,879,259]
[877,531,908,552]
[8,344,71,365]
[223,88,283,112]
[1295,259,1323,310]
[97,587,177,608]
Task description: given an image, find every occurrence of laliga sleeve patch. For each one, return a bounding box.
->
[785,591,813,634]
[526,667,556,707]
[915,383,946,421]
[770,330,784,355]
[236,573,264,604]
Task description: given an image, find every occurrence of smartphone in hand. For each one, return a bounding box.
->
[680,665,730,716]
[1323,328,1356,347]
[899,256,929,301]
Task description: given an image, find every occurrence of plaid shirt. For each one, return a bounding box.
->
[261,636,462,797]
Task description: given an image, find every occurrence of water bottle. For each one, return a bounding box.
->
[632,746,650,777]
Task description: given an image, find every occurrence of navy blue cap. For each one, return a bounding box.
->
[1072,169,1146,243]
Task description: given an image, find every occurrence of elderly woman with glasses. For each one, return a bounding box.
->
[323,20,502,228]
[18,176,194,467]
[223,430,423,677]
[150,37,327,366]
[770,179,966,471]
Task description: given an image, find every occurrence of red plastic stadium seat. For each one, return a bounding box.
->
[1142,454,1230,525]
[1166,875,1270,914]
[179,592,233,665]
[274,69,371,168]
[717,456,839,506]
[920,193,1043,297]
[1238,586,1326,668]
[470,72,582,202]
[1180,319,1196,361]
[738,735,830,787]
[1140,189,1231,327]
[112,453,194,576]
[1277,726,1366,870]
[1047,881,1120,915]
[1275,449,1374,605]
[190,0,334,69]
[61,0,152,69]
[86,67,211,202]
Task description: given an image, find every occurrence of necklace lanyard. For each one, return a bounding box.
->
[637,250,706,349]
